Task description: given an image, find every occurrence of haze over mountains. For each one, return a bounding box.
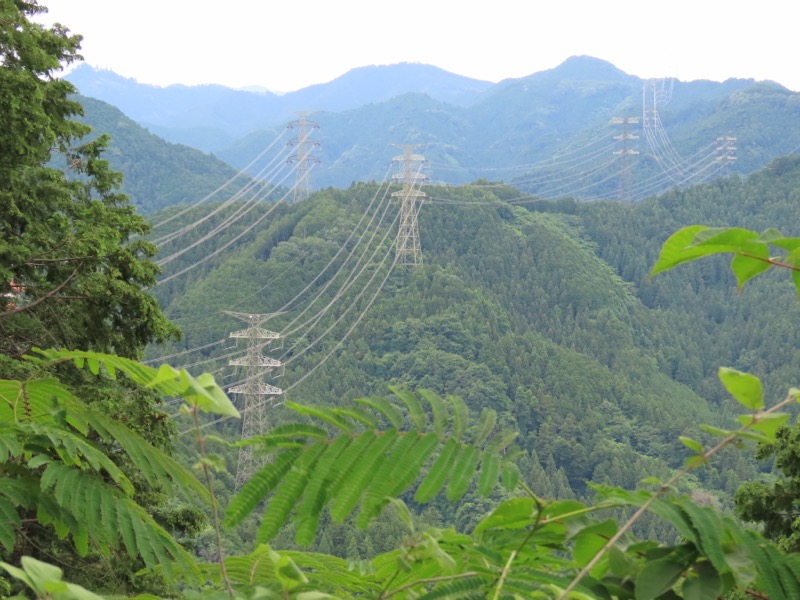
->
[68,56,800,210]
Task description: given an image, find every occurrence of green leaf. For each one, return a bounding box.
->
[474,408,497,445]
[417,389,447,437]
[718,367,763,410]
[690,227,760,248]
[478,452,500,496]
[180,371,240,417]
[330,430,398,522]
[354,396,403,429]
[608,546,637,581]
[730,244,772,289]
[766,234,800,251]
[415,438,459,503]
[501,462,520,491]
[447,394,469,442]
[473,497,537,535]
[0,561,35,593]
[446,445,480,501]
[737,412,790,441]
[682,562,722,600]
[286,402,354,433]
[389,387,427,431]
[225,448,303,527]
[635,555,690,600]
[358,431,439,528]
[650,225,711,277]
[573,519,617,568]
[386,498,415,534]
[699,424,733,437]
[679,436,704,454]
[793,269,800,299]
[274,553,308,591]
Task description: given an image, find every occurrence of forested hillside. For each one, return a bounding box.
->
[75,95,256,212]
[147,159,800,516]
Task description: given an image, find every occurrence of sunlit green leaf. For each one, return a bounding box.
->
[718,367,763,410]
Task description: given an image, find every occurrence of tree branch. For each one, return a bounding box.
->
[559,392,798,599]
[0,267,80,318]
[738,251,800,272]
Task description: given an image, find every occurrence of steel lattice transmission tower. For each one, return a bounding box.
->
[612,117,640,205]
[286,114,321,203]
[391,145,428,268]
[715,136,737,175]
[224,311,283,488]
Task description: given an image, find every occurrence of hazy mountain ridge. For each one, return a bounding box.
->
[71,55,800,198]
[66,62,491,152]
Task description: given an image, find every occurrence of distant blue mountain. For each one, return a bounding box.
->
[65,63,491,152]
[71,56,799,200]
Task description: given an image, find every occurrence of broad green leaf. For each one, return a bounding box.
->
[732,430,772,444]
[793,269,800,300]
[772,236,800,251]
[573,519,617,568]
[0,561,35,593]
[718,367,763,410]
[608,546,637,581]
[274,553,308,590]
[473,497,537,535]
[180,371,239,417]
[682,562,722,600]
[737,412,790,440]
[650,225,711,277]
[690,227,760,248]
[635,555,690,600]
[730,244,771,289]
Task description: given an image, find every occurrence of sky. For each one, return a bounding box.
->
[38,0,799,93]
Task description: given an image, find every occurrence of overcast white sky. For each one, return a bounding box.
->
[39,0,799,93]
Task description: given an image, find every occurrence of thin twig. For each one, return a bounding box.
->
[192,407,234,597]
[559,392,797,598]
[737,251,800,273]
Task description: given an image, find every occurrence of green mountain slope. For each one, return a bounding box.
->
[148,179,771,502]
[76,95,250,212]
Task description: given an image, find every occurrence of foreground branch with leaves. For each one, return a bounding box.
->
[3,339,800,598]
